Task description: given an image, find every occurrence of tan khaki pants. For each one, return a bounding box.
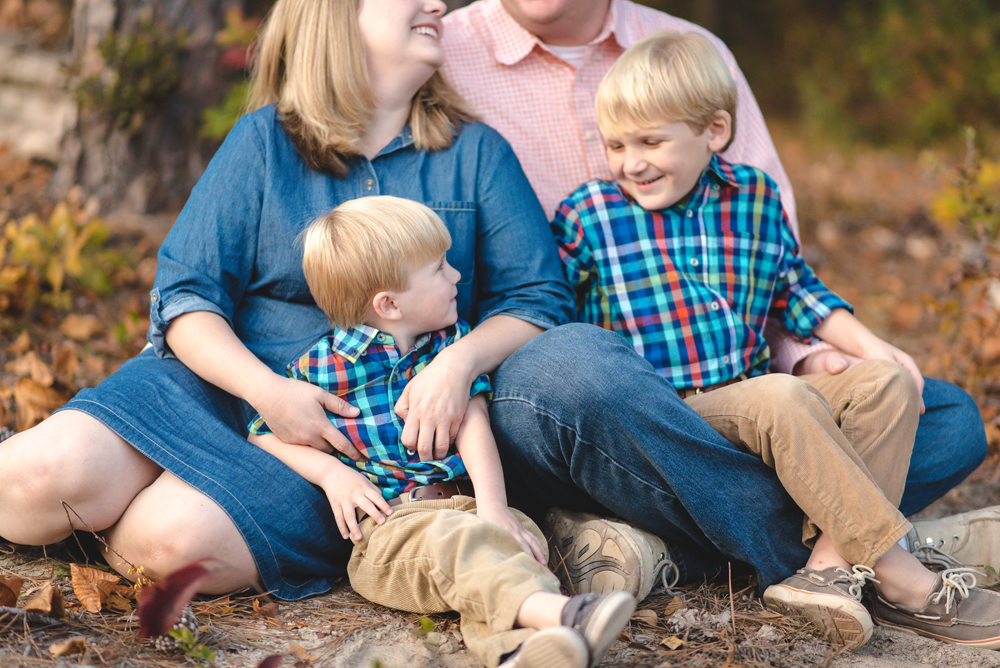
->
[347,496,560,667]
[684,359,920,567]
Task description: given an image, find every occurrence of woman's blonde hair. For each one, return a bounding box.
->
[248,0,474,176]
[596,32,737,150]
[302,196,452,329]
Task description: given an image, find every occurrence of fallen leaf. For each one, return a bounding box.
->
[0,575,24,607]
[13,377,69,431]
[288,643,316,662]
[253,597,279,618]
[113,584,137,600]
[104,593,133,613]
[137,560,211,639]
[661,635,685,650]
[71,564,120,613]
[49,638,87,657]
[5,351,54,386]
[59,313,103,341]
[194,596,235,617]
[663,595,686,618]
[4,330,31,355]
[632,609,659,626]
[53,344,80,381]
[23,582,65,618]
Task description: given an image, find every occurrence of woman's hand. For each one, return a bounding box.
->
[318,465,393,540]
[476,503,547,564]
[254,376,363,460]
[395,346,473,461]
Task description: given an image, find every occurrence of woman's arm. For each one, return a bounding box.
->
[166,311,363,459]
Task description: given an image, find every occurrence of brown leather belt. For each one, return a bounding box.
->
[676,373,749,399]
[357,480,475,523]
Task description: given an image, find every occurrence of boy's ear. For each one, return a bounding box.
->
[371,291,402,321]
[705,110,732,153]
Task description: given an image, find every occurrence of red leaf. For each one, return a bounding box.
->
[137,561,211,639]
[257,656,283,668]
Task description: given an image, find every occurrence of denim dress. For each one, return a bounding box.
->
[59,105,573,599]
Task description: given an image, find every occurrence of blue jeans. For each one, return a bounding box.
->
[489,324,986,590]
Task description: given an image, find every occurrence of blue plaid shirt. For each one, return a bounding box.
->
[551,155,851,390]
[248,320,491,499]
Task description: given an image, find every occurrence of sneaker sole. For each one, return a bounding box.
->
[763,585,873,650]
[503,626,589,668]
[578,591,636,664]
[873,617,1000,651]
[544,511,641,597]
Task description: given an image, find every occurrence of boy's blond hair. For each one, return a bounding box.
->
[596,32,737,150]
[302,196,451,329]
[248,0,475,177]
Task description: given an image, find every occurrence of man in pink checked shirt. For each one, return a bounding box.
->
[442,0,995,603]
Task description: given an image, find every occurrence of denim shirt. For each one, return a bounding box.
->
[148,105,573,371]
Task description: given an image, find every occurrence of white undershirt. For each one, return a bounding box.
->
[542,43,588,69]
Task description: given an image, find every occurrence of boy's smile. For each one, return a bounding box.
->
[603,114,730,211]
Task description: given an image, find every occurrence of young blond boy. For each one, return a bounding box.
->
[247,196,635,668]
[549,32,1000,650]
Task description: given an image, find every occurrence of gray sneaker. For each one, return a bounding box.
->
[560,591,636,667]
[498,626,589,668]
[762,565,876,650]
[869,567,1000,649]
[543,508,678,601]
[908,509,1000,586]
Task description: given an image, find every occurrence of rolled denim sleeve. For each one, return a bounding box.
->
[148,115,266,358]
[472,133,574,329]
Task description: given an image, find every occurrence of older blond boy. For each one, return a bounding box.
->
[247,196,635,668]
[549,32,1000,650]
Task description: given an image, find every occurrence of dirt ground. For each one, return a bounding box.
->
[2,118,1000,668]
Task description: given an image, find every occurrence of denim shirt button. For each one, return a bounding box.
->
[365,179,374,190]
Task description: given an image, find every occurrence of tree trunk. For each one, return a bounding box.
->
[52,0,232,214]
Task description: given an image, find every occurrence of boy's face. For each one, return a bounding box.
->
[392,252,461,334]
[603,116,725,211]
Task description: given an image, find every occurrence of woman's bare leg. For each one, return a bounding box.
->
[103,471,263,594]
[0,410,163,544]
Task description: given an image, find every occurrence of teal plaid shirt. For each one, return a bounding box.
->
[551,155,851,390]
[248,320,491,499]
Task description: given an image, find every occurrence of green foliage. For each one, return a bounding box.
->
[0,200,120,312]
[796,0,1000,146]
[201,81,251,140]
[930,129,1000,241]
[76,11,187,132]
[169,626,216,665]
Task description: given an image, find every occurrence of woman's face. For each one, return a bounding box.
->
[357,0,447,82]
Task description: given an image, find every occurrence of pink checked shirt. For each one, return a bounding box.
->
[442,0,832,370]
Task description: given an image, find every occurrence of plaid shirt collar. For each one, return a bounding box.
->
[328,324,436,364]
[486,0,628,66]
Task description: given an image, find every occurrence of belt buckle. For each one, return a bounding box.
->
[407,485,425,503]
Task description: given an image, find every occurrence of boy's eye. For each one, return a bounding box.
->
[644,139,663,146]
[606,144,624,152]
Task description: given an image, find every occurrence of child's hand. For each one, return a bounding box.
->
[395,346,472,461]
[476,503,547,565]
[319,466,393,541]
[860,338,925,413]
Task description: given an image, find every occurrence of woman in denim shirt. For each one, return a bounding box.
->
[0,0,572,599]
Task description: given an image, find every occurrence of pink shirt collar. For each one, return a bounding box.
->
[486,0,635,66]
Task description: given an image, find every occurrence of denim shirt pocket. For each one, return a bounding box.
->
[427,201,476,288]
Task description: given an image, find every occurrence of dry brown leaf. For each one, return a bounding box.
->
[23,582,65,618]
[13,377,69,431]
[978,336,1000,364]
[71,564,121,613]
[59,313,104,341]
[890,300,923,330]
[113,584,137,600]
[663,595,686,618]
[0,575,24,607]
[53,343,80,380]
[4,330,31,355]
[661,635,685,650]
[195,596,236,617]
[632,609,659,626]
[253,597,279,618]
[104,593,133,613]
[49,638,87,657]
[5,350,54,387]
[288,643,316,662]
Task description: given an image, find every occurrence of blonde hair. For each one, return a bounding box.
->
[596,32,737,150]
[302,196,452,328]
[248,0,475,176]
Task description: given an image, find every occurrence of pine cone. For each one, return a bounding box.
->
[152,607,200,651]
